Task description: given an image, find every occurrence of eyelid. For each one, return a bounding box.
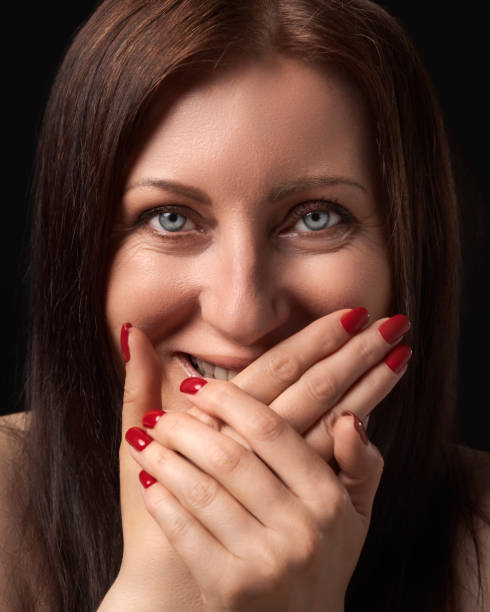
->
[284,198,356,229]
[135,198,356,237]
[137,205,203,234]
[288,198,348,217]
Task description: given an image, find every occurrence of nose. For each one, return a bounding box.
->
[198,232,291,346]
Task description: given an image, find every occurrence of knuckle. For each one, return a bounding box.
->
[163,512,190,540]
[207,382,234,409]
[365,365,386,392]
[152,446,168,473]
[185,477,218,509]
[354,336,378,365]
[318,411,335,438]
[144,487,165,516]
[143,489,191,542]
[163,411,187,437]
[255,547,285,586]
[266,348,302,383]
[319,488,350,525]
[317,325,344,355]
[186,407,222,430]
[207,441,243,473]
[291,524,321,566]
[304,369,338,403]
[247,410,285,442]
[122,382,139,408]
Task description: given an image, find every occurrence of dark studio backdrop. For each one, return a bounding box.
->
[2,2,489,452]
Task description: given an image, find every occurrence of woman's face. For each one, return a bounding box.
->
[105,55,391,411]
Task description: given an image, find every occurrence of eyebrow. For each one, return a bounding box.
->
[124,175,366,204]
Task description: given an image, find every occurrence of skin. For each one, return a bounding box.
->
[105,55,391,390]
[101,56,406,610]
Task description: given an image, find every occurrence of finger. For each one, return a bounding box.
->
[332,412,384,521]
[303,344,411,458]
[269,314,410,434]
[118,324,165,538]
[324,344,412,422]
[180,378,337,505]
[127,427,263,556]
[139,479,234,596]
[141,412,296,531]
[232,307,369,404]
[121,324,163,435]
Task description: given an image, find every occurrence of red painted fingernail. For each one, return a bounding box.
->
[120,322,132,362]
[384,344,412,373]
[139,470,157,488]
[379,314,410,344]
[341,410,369,445]
[142,410,166,428]
[180,377,208,394]
[125,427,153,451]
[340,307,370,334]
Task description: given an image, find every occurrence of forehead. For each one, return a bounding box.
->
[126,55,378,197]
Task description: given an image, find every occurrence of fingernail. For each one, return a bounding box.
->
[139,470,157,488]
[142,410,166,429]
[379,314,410,344]
[180,377,208,394]
[340,307,370,334]
[120,322,132,362]
[341,410,369,445]
[125,427,153,451]
[384,344,412,373]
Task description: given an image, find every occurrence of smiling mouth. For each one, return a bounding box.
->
[186,353,240,380]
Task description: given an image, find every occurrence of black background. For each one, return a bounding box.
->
[3,2,489,451]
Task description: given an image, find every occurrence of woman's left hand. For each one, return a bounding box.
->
[126,375,383,611]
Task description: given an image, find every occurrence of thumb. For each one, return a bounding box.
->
[120,323,163,436]
[332,411,384,520]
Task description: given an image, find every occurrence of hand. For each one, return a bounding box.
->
[126,370,384,611]
[100,325,205,610]
[192,308,411,461]
[106,309,410,609]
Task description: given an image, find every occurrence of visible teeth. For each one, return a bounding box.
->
[188,354,239,381]
[213,366,229,380]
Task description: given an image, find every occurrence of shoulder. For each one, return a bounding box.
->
[0,412,29,488]
[0,411,29,495]
[0,413,57,610]
[454,445,490,612]
[0,412,30,609]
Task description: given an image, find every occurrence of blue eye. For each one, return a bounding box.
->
[292,206,341,232]
[158,211,187,232]
[145,208,197,234]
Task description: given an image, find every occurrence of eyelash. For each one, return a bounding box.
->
[137,199,356,237]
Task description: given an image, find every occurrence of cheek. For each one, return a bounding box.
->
[284,246,392,319]
[104,244,198,344]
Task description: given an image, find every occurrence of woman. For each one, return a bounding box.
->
[1,0,488,610]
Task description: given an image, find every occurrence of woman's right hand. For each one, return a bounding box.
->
[99,308,411,609]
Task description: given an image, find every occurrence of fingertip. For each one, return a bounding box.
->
[122,325,162,372]
[120,325,164,429]
[341,410,369,445]
[340,307,370,335]
[333,412,384,518]
[120,322,133,362]
[332,411,383,479]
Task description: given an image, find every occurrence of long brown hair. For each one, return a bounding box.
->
[11,0,480,609]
